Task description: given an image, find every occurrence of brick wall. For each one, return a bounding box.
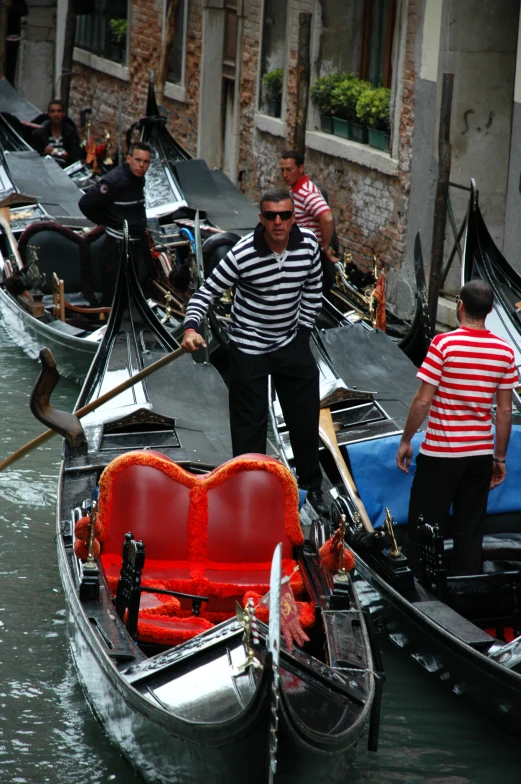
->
[69,0,202,158]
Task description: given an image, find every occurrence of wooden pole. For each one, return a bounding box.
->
[0,345,186,472]
[293,12,311,153]
[428,73,454,329]
[60,0,78,110]
[0,6,7,79]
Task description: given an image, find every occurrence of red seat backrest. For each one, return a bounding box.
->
[97,452,303,565]
[205,455,303,563]
[98,452,194,560]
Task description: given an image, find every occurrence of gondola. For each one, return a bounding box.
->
[270,317,521,739]
[462,179,521,407]
[0,212,188,383]
[27,229,379,783]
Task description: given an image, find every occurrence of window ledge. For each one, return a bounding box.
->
[254,113,286,138]
[305,130,399,176]
[164,82,187,103]
[73,47,129,82]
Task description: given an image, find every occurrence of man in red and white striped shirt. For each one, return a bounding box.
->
[280,150,337,294]
[396,280,518,575]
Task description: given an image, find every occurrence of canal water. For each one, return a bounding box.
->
[0,325,518,784]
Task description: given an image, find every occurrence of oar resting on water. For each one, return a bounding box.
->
[0,344,187,473]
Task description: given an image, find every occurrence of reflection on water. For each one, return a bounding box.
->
[0,325,518,783]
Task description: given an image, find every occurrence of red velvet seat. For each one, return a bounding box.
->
[96,451,304,641]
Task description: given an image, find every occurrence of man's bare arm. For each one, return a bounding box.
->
[318,210,335,256]
[491,387,513,488]
[396,381,437,473]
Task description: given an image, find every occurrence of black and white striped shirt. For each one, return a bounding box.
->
[184,223,322,354]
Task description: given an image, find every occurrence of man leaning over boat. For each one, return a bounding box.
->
[396,280,518,576]
[181,185,328,515]
[78,142,154,306]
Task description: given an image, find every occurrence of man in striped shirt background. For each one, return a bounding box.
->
[280,150,338,296]
[396,280,518,575]
[182,186,327,513]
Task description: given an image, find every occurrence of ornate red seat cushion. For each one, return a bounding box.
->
[97,452,304,642]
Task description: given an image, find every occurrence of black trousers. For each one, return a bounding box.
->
[407,453,493,576]
[228,335,322,490]
[100,235,153,306]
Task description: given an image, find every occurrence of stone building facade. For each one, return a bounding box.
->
[18,0,521,318]
[60,0,420,312]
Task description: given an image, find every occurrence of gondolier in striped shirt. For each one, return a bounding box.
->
[280,149,338,296]
[396,280,518,575]
[78,142,153,306]
[182,186,327,514]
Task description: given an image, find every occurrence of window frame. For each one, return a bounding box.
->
[74,0,130,69]
[256,0,290,122]
[164,0,189,103]
[305,0,407,164]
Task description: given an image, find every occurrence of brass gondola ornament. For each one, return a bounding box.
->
[336,513,349,583]
[234,597,262,675]
[79,500,100,600]
[384,507,401,558]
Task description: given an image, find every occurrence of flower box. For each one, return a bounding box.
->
[332,116,350,139]
[368,128,391,152]
[320,115,333,134]
[350,122,368,144]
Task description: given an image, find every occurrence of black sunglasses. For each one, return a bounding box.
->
[262,210,294,221]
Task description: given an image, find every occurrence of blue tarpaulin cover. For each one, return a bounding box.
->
[348,425,521,528]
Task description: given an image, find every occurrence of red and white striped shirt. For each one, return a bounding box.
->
[417,326,518,457]
[290,175,330,246]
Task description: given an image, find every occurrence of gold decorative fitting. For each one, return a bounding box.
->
[384,507,401,558]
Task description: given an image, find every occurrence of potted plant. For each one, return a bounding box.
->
[356,86,391,151]
[331,75,371,142]
[262,68,283,118]
[109,18,127,62]
[309,73,345,133]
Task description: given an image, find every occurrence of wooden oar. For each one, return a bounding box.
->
[318,407,374,533]
[0,345,187,472]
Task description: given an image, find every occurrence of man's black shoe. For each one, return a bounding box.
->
[306,489,329,517]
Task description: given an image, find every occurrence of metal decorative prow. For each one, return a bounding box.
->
[234,598,262,675]
[384,507,401,558]
[268,543,282,784]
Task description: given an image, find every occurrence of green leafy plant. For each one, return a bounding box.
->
[330,75,371,122]
[261,68,284,101]
[309,73,346,116]
[109,18,127,45]
[356,86,391,131]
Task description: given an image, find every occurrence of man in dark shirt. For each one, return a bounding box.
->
[78,142,153,306]
[32,100,82,166]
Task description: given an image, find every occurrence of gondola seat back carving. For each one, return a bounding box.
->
[96,451,305,640]
[17,221,105,297]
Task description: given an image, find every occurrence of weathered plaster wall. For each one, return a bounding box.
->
[439,0,519,294]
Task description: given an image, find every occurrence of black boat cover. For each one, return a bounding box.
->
[4,151,87,220]
[175,158,258,234]
[0,77,40,122]
[144,352,234,466]
[321,324,419,428]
